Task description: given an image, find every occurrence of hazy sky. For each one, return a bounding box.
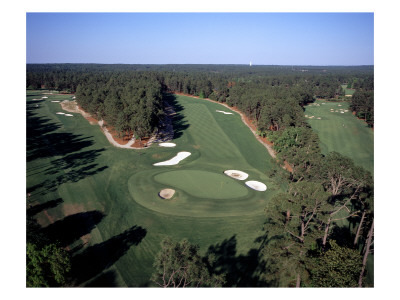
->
[26,12,374,65]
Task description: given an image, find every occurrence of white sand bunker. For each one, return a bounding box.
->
[41,96,48,99]
[51,100,60,103]
[245,181,267,191]
[224,170,249,180]
[159,142,176,147]
[65,114,74,117]
[153,151,191,166]
[159,188,175,199]
[216,110,233,115]
[56,112,65,115]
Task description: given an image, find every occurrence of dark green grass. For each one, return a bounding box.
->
[304,101,373,174]
[27,92,282,287]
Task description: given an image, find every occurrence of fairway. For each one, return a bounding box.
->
[341,84,356,96]
[27,91,283,286]
[304,101,374,174]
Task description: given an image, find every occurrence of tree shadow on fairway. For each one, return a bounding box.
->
[27,197,64,217]
[26,100,95,162]
[84,270,119,287]
[164,93,189,139]
[206,235,268,287]
[26,100,109,197]
[42,210,105,248]
[71,225,147,285]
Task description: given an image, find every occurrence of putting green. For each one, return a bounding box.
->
[154,170,248,199]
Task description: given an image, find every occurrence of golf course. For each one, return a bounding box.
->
[304,101,374,174]
[27,91,284,287]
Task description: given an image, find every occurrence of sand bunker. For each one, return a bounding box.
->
[56,112,65,115]
[51,100,60,103]
[41,96,48,99]
[159,142,176,147]
[153,151,191,166]
[224,170,249,180]
[245,181,267,191]
[159,188,175,199]
[216,110,233,115]
[65,114,74,117]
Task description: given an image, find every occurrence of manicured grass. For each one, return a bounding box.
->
[304,101,374,174]
[27,91,282,286]
[341,84,355,96]
[154,170,248,199]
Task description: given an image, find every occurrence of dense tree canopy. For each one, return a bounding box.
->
[151,237,225,287]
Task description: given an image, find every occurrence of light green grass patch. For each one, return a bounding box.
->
[305,101,373,174]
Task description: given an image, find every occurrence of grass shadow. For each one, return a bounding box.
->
[27,198,64,217]
[84,270,118,287]
[71,225,147,285]
[206,235,268,287]
[164,93,189,139]
[42,210,105,248]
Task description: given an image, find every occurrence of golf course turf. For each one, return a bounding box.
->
[304,101,374,174]
[27,91,283,286]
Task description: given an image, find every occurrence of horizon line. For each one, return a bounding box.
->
[26,62,374,67]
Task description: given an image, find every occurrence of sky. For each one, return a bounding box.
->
[26,12,374,65]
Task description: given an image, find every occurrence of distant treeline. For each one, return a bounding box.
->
[26,64,374,138]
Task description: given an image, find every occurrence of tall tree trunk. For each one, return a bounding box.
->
[296,273,301,288]
[358,218,374,287]
[285,210,291,225]
[354,211,366,246]
[322,219,331,247]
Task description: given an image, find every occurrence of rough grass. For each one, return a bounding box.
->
[27,91,283,287]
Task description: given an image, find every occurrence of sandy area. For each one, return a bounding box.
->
[159,188,175,199]
[245,181,267,191]
[159,142,176,147]
[153,152,191,166]
[98,120,137,148]
[216,110,233,115]
[224,170,249,180]
[60,100,98,124]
